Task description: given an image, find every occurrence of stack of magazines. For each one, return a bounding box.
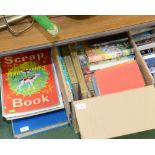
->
[83,33,135,71]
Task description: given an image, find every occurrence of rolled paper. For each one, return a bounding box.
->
[31,15,60,37]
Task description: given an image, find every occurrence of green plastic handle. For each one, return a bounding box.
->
[31,15,60,37]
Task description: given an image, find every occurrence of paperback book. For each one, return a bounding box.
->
[0,49,64,120]
[12,109,68,138]
[143,54,155,74]
[89,55,135,71]
[136,37,155,51]
[74,42,93,75]
[132,29,155,42]
[72,43,95,97]
[83,41,134,63]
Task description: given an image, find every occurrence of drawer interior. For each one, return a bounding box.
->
[54,26,155,138]
[56,31,155,99]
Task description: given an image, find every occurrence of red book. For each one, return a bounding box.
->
[94,60,145,95]
[1,49,63,120]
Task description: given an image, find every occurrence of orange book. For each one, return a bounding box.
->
[94,60,145,95]
[1,49,63,120]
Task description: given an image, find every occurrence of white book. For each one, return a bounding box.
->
[138,42,155,51]
[89,55,135,71]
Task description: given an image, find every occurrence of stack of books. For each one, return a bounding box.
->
[83,34,135,71]
[58,34,145,98]
[12,109,68,138]
[132,27,155,80]
[0,49,68,138]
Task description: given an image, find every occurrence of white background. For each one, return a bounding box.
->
[0,0,155,14]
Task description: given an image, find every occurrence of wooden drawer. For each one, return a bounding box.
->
[54,27,155,138]
[2,16,155,138]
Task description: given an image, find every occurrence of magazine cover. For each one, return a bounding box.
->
[1,49,63,120]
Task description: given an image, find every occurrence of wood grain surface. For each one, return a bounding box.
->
[1,15,155,53]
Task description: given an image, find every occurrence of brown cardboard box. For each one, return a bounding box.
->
[73,85,155,139]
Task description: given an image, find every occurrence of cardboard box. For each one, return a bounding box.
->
[53,28,155,138]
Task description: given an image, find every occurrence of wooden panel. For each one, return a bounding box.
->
[1,16,155,53]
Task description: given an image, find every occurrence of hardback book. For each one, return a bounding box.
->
[12,109,68,138]
[74,43,92,75]
[0,49,64,120]
[69,44,91,99]
[143,54,155,74]
[93,60,145,95]
[71,43,95,97]
[89,55,135,71]
[61,46,80,101]
[83,41,134,63]
[58,48,73,102]
[84,73,96,97]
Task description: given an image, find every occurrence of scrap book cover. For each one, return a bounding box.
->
[1,49,60,115]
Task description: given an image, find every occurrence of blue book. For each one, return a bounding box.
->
[144,55,155,74]
[12,109,68,138]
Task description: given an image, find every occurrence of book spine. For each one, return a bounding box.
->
[92,75,99,96]
[69,44,91,99]
[75,43,93,75]
[61,46,80,101]
[84,42,134,63]
[89,55,135,71]
[84,74,96,97]
[58,51,74,102]
[89,48,134,63]
[138,42,155,51]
